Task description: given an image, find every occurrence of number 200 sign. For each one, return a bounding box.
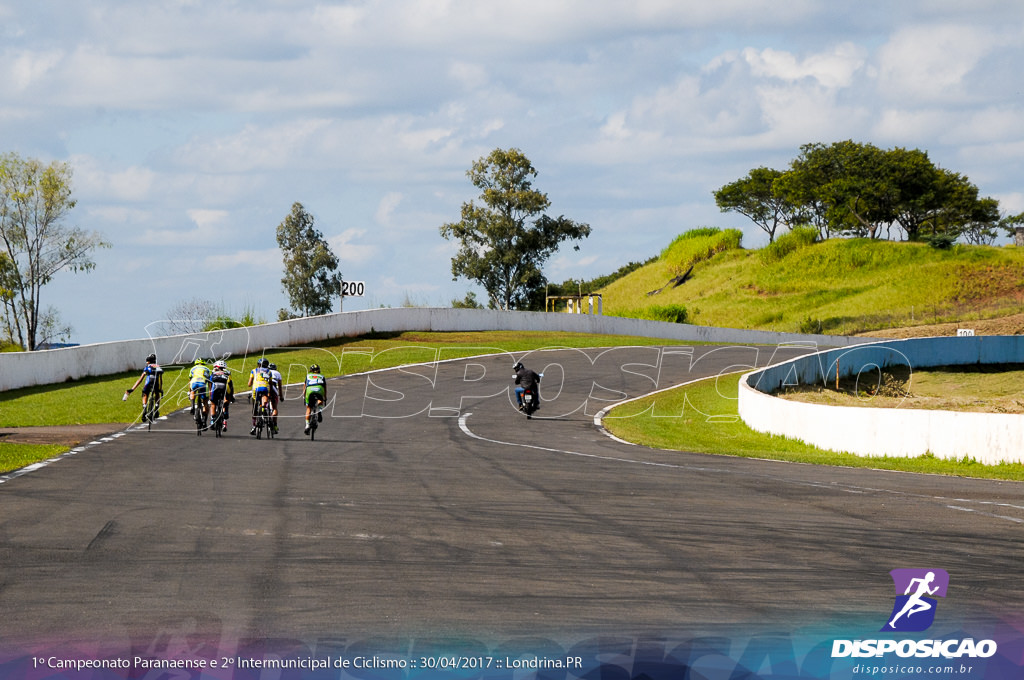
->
[341,280,365,297]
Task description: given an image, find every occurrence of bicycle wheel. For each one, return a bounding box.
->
[143,396,157,431]
[311,403,322,440]
[212,400,223,437]
[194,396,207,435]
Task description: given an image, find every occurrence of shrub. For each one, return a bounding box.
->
[760,226,819,264]
[924,233,957,250]
[629,304,688,324]
[660,227,743,269]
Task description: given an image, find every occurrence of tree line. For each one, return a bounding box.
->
[714,140,1023,247]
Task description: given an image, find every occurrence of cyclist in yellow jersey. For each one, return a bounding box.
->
[247,358,274,435]
[188,359,213,416]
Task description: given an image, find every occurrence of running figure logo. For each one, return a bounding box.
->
[882,569,950,632]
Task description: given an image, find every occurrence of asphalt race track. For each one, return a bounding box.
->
[2,343,1023,652]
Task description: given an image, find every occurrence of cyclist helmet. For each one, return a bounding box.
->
[269,363,277,370]
[194,358,206,366]
[146,353,156,363]
[260,359,270,368]
[214,360,227,370]
[513,362,524,372]
[309,364,320,373]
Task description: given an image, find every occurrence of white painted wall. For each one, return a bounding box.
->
[0,308,874,392]
[738,336,1024,464]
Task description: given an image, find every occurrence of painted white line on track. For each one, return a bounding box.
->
[458,412,1024,525]
[459,412,701,471]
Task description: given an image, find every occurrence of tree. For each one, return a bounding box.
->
[0,152,107,350]
[451,291,484,309]
[1001,211,1024,246]
[161,297,219,335]
[713,167,798,243]
[276,202,342,318]
[439,148,591,310]
[767,141,999,243]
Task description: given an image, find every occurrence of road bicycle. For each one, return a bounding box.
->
[192,393,209,435]
[142,391,161,431]
[211,395,226,438]
[255,397,274,440]
[307,397,323,440]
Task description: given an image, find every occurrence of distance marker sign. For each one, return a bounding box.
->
[341,280,365,297]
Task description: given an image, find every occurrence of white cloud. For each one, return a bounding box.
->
[69,155,157,201]
[8,49,62,91]
[742,43,866,88]
[997,192,1024,214]
[449,61,488,90]
[329,229,378,265]
[186,209,229,231]
[204,247,280,271]
[173,120,333,172]
[876,24,1001,102]
[374,193,403,226]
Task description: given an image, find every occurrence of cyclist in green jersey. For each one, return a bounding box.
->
[303,364,327,435]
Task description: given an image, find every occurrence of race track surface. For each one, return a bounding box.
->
[1,343,1022,649]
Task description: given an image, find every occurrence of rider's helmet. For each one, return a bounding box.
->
[269,363,277,371]
[146,353,156,364]
[513,361,524,372]
[309,364,320,373]
[214,360,227,370]
[194,358,206,366]
[260,359,270,368]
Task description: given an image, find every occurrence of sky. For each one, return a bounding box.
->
[3,0,1024,345]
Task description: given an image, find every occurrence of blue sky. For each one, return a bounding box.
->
[4,1,1024,344]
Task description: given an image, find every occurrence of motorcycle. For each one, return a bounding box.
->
[521,387,539,419]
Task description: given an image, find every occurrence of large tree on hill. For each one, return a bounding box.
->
[729,141,1000,243]
[0,152,108,350]
[276,202,342,318]
[713,167,798,243]
[439,148,591,310]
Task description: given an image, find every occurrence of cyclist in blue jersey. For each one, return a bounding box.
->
[124,353,163,419]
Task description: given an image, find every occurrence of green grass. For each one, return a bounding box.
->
[601,233,1024,334]
[780,364,1024,413]
[0,443,68,473]
[602,373,1024,481]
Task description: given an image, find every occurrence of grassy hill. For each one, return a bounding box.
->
[599,228,1024,335]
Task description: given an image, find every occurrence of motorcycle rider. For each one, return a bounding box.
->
[513,361,541,411]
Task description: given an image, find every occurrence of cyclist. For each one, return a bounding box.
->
[209,360,236,431]
[303,363,327,435]
[247,358,274,435]
[124,353,163,419]
[268,362,283,434]
[188,358,213,418]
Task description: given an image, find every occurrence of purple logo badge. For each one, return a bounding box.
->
[881,569,949,632]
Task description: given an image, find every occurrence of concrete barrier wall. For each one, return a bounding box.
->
[737,336,1024,464]
[0,307,875,392]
